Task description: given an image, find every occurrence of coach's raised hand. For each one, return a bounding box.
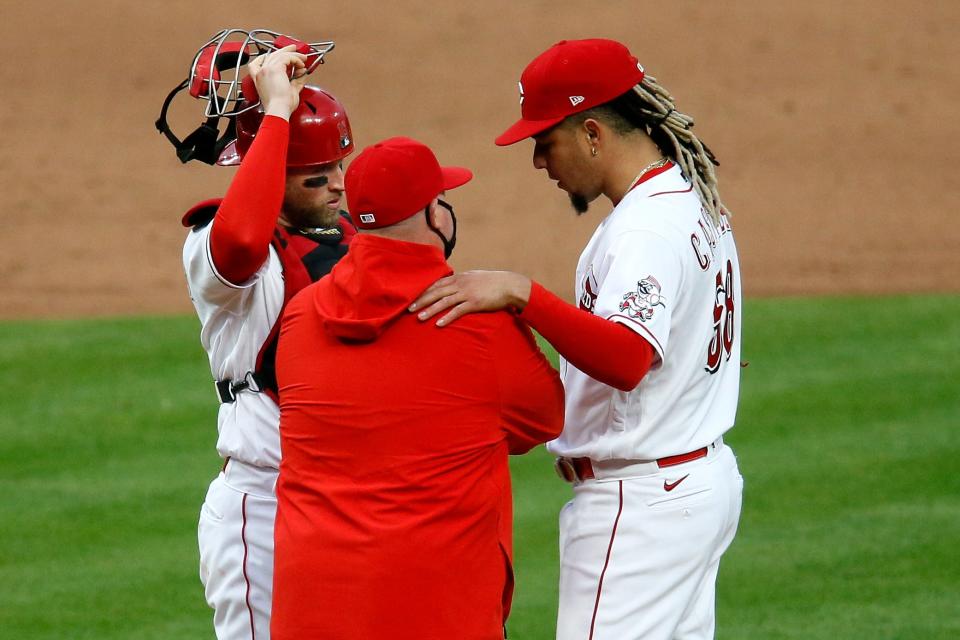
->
[247,44,309,120]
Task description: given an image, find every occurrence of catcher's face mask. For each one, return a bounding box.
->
[155,28,334,164]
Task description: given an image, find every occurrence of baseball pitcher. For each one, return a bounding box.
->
[412,38,744,640]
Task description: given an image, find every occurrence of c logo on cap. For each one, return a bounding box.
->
[518,81,525,105]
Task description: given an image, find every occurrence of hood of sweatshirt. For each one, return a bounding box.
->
[311,233,452,342]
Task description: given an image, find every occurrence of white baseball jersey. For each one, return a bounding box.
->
[547,163,742,461]
[183,222,286,469]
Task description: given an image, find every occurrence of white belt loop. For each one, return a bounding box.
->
[586,457,660,480]
[222,459,279,498]
[710,435,724,454]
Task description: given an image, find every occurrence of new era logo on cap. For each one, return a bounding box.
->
[495,39,647,146]
[359,213,376,224]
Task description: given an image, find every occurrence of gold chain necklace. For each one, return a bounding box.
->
[627,157,670,192]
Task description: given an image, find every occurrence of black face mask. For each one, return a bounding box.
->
[425,199,457,259]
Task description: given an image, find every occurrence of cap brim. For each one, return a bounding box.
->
[494,115,565,146]
[216,141,241,166]
[441,166,473,190]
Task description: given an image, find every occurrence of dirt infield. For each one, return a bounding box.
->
[2,1,957,319]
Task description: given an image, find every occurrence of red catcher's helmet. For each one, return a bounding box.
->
[217,83,354,168]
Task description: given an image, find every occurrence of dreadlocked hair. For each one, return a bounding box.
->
[571,74,728,224]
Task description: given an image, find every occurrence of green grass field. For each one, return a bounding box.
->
[2,295,958,639]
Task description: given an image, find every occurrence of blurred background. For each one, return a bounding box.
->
[2,0,958,318]
[2,3,959,639]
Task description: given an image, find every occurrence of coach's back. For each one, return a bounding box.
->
[273,232,563,640]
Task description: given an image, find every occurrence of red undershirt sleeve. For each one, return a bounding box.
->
[519,281,655,392]
[209,115,290,285]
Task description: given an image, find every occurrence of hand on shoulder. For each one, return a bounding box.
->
[409,270,532,327]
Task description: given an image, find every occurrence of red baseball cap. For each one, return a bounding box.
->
[345,137,473,229]
[495,39,645,146]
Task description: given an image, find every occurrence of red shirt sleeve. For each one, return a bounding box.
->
[209,116,289,284]
[492,316,565,455]
[519,281,655,392]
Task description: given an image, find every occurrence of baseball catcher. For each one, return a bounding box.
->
[158,28,355,640]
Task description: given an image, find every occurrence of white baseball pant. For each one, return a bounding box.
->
[556,444,743,640]
[198,460,278,640]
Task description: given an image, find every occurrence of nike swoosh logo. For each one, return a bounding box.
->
[663,475,690,492]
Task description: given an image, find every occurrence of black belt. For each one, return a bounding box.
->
[214,372,266,403]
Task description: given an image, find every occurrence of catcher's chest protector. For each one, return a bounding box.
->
[254,217,356,401]
[188,200,355,401]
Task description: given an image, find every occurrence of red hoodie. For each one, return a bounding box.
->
[272,234,564,640]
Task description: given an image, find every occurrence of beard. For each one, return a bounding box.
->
[569,192,590,215]
[282,200,340,230]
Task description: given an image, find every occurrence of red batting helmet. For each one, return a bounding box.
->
[217,80,354,168]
